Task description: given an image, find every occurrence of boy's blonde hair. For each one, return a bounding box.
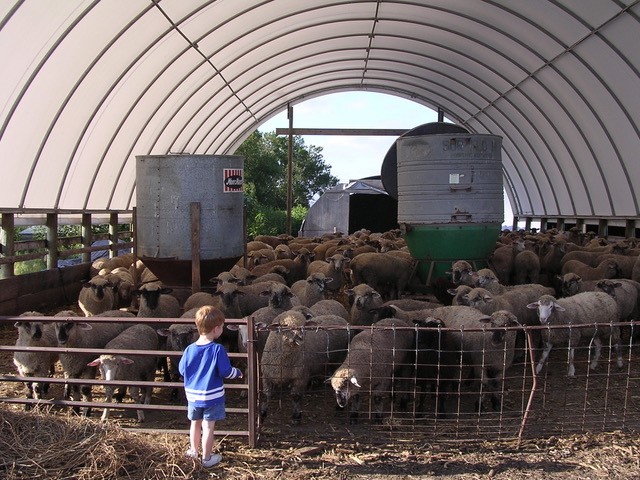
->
[195,306,225,335]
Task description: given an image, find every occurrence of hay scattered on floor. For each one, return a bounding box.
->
[0,407,200,480]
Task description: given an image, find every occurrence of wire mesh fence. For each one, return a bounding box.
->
[0,315,638,448]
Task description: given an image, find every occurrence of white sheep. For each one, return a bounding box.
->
[329,317,415,423]
[87,324,159,422]
[526,292,623,377]
[260,311,349,424]
[13,314,58,409]
[78,276,116,316]
[133,283,181,319]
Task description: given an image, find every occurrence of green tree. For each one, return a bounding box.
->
[236,131,338,236]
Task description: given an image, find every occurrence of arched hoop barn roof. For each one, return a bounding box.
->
[1,1,639,219]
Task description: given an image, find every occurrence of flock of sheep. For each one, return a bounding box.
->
[10,226,640,426]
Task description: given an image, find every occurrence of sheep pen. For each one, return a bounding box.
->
[2,314,640,479]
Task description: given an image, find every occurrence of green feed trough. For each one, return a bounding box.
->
[403,223,500,284]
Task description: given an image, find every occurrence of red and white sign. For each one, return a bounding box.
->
[223,168,244,193]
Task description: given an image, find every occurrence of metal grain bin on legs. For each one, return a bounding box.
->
[135,155,244,286]
[396,134,503,283]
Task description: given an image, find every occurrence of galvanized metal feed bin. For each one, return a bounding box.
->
[136,155,244,286]
[396,134,503,283]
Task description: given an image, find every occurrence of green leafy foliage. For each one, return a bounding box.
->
[236,131,338,236]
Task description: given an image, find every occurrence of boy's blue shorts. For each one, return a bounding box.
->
[187,402,226,421]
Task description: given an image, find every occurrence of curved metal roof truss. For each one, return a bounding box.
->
[0,0,639,221]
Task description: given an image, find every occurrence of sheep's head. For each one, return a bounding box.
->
[133,283,172,309]
[53,321,92,345]
[476,269,498,288]
[450,260,474,285]
[595,279,623,298]
[526,295,564,325]
[483,310,519,346]
[158,324,198,351]
[464,288,493,309]
[330,368,361,407]
[83,276,113,300]
[14,320,45,341]
[262,284,295,309]
[559,273,582,297]
[87,355,134,381]
[347,285,381,309]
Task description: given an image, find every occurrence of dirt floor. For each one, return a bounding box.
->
[1,310,640,479]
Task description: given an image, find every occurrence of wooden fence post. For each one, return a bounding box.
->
[1,213,15,278]
[46,213,58,270]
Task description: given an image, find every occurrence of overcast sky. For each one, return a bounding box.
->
[258,91,513,225]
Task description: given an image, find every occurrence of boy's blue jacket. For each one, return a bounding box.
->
[178,341,241,406]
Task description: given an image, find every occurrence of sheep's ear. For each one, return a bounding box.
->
[160,287,173,295]
[87,359,101,367]
[304,320,319,328]
[478,316,492,324]
[254,322,267,329]
[324,278,333,285]
[345,289,355,298]
[446,288,457,296]
[526,302,539,309]
[78,322,93,330]
[350,376,361,388]
[120,357,135,365]
[552,302,566,312]
[157,328,171,337]
[226,324,239,331]
[483,293,492,302]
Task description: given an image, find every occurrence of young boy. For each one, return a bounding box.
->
[179,305,243,467]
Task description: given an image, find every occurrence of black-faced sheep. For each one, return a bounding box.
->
[78,276,116,316]
[13,314,58,409]
[53,319,129,416]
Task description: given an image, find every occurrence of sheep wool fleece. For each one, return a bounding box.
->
[179,342,241,407]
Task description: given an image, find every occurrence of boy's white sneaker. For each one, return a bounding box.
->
[202,453,222,467]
